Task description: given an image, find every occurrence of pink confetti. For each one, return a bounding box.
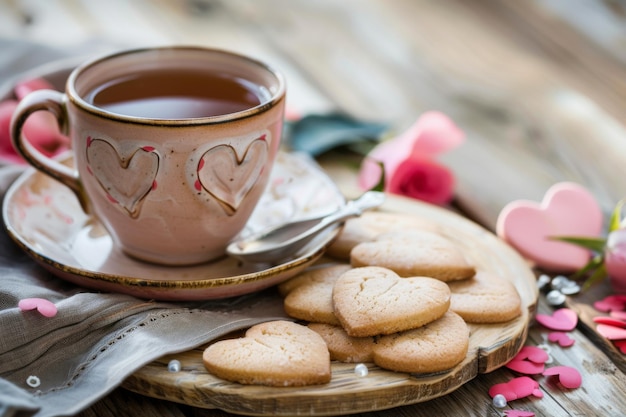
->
[596,323,626,340]
[18,298,57,317]
[489,376,543,401]
[548,331,575,347]
[535,308,578,331]
[594,295,626,313]
[610,310,626,321]
[505,411,535,417]
[613,340,626,354]
[505,346,549,374]
[593,316,626,328]
[543,366,582,389]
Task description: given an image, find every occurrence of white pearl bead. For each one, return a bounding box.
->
[354,363,368,377]
[26,375,41,388]
[168,359,181,373]
[492,393,507,408]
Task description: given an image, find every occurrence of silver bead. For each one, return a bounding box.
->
[168,359,181,373]
[551,275,569,290]
[560,281,581,295]
[354,363,368,377]
[537,274,552,291]
[546,290,566,306]
[492,393,507,408]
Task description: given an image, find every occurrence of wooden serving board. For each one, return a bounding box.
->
[122,195,538,416]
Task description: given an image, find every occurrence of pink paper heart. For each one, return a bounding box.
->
[610,310,626,321]
[613,340,626,354]
[489,376,543,401]
[542,366,582,389]
[505,411,535,417]
[18,298,57,318]
[548,331,575,347]
[496,182,602,271]
[596,323,626,340]
[505,346,549,374]
[594,295,626,313]
[593,316,626,328]
[535,308,577,331]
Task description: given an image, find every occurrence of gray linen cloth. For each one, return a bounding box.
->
[0,40,289,417]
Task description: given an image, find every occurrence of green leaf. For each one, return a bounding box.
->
[551,236,606,253]
[609,199,625,232]
[571,254,604,280]
[582,262,608,291]
[369,161,386,192]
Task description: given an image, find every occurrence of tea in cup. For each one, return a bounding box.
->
[11,46,286,265]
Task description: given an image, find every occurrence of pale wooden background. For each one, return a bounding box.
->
[1,1,626,416]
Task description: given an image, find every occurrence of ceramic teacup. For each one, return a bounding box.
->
[11,46,286,265]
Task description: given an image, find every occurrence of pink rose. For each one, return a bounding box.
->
[387,155,455,205]
[358,111,464,205]
[606,228,626,293]
[0,78,70,164]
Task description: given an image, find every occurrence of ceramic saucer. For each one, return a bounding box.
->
[2,152,345,300]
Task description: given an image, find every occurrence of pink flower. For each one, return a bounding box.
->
[358,111,464,204]
[0,78,70,164]
[387,155,454,205]
[606,229,626,293]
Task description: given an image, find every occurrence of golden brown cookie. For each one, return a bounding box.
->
[282,264,351,325]
[308,322,376,363]
[202,320,331,387]
[332,266,450,337]
[373,311,469,374]
[447,270,522,323]
[326,211,438,260]
[350,229,475,281]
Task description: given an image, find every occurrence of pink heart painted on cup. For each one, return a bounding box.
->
[535,308,578,331]
[196,137,268,215]
[86,137,159,218]
[496,182,602,272]
[18,298,57,317]
[542,366,582,389]
[489,376,543,401]
[596,323,626,340]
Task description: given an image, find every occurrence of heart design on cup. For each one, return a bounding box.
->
[195,135,268,215]
[496,182,603,272]
[86,137,159,218]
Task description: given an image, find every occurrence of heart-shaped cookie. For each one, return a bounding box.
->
[350,230,475,282]
[86,137,159,217]
[447,270,521,323]
[332,266,450,337]
[282,264,351,326]
[496,182,602,272]
[372,311,469,374]
[202,321,330,387]
[196,137,268,215]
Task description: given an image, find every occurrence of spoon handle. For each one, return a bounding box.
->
[317,191,386,229]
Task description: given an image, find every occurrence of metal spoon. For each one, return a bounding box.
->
[226,191,386,263]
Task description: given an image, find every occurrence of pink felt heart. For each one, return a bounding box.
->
[505,411,535,417]
[505,346,549,374]
[613,340,626,354]
[496,182,602,271]
[535,308,578,331]
[594,295,626,313]
[596,323,626,340]
[18,298,57,318]
[489,376,543,401]
[593,316,626,328]
[611,311,626,321]
[542,366,582,389]
[548,331,575,347]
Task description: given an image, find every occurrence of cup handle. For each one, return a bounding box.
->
[10,89,90,212]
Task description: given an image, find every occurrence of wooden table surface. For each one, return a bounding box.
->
[2,1,626,416]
